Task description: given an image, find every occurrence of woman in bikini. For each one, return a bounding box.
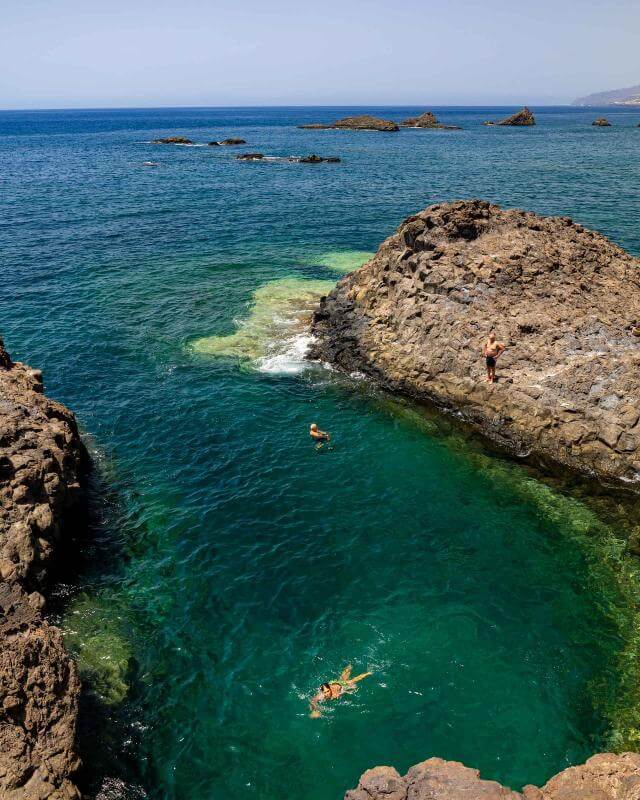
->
[309,665,372,717]
[483,332,505,383]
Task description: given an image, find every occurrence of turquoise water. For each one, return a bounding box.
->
[2,106,640,798]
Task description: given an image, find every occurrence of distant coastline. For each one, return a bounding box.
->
[573,83,640,106]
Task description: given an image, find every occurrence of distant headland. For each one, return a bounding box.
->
[573,83,640,106]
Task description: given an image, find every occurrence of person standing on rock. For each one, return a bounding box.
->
[483,332,505,383]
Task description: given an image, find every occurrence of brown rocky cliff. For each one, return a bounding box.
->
[0,338,86,800]
[309,200,640,483]
[345,753,640,799]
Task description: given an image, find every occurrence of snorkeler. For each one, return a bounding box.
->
[309,665,372,718]
[309,423,331,449]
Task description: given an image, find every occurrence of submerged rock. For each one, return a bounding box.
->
[299,115,399,132]
[152,136,193,144]
[484,107,535,126]
[401,111,462,130]
[236,152,265,160]
[593,117,612,126]
[309,199,640,483]
[209,138,247,145]
[345,753,640,800]
[0,338,87,799]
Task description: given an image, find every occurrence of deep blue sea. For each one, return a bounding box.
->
[2,106,640,799]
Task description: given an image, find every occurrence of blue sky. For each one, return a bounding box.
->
[2,0,639,108]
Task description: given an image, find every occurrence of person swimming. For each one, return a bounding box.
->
[309,665,372,718]
[309,423,331,449]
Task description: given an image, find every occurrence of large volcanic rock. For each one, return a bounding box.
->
[298,115,399,132]
[401,112,461,130]
[309,200,640,483]
[345,753,640,800]
[0,339,87,799]
[484,107,535,126]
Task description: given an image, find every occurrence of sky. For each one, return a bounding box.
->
[1,0,639,109]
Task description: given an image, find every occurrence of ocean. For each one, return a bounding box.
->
[2,105,640,799]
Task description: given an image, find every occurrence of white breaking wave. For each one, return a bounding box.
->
[257,332,316,374]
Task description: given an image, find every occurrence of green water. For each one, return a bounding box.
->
[2,106,640,799]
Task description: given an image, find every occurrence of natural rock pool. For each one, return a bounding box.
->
[2,106,640,799]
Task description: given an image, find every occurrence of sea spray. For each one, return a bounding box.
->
[190,277,335,370]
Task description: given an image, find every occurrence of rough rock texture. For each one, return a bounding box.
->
[0,339,87,799]
[345,753,640,800]
[310,200,640,483]
[401,112,462,130]
[151,136,193,144]
[484,107,535,126]
[593,118,613,127]
[298,115,399,132]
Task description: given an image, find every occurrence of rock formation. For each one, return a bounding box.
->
[345,753,640,800]
[401,112,462,130]
[593,117,612,126]
[151,136,193,144]
[297,155,341,163]
[298,115,399,132]
[484,108,535,126]
[235,153,341,163]
[310,199,640,483]
[0,339,87,799]
[208,138,246,145]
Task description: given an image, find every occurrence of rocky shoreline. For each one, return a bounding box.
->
[0,340,87,800]
[310,199,640,484]
[345,753,640,799]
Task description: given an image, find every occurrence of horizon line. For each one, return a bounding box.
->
[0,102,584,114]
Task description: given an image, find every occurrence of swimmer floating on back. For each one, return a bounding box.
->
[309,665,372,718]
[309,423,331,450]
